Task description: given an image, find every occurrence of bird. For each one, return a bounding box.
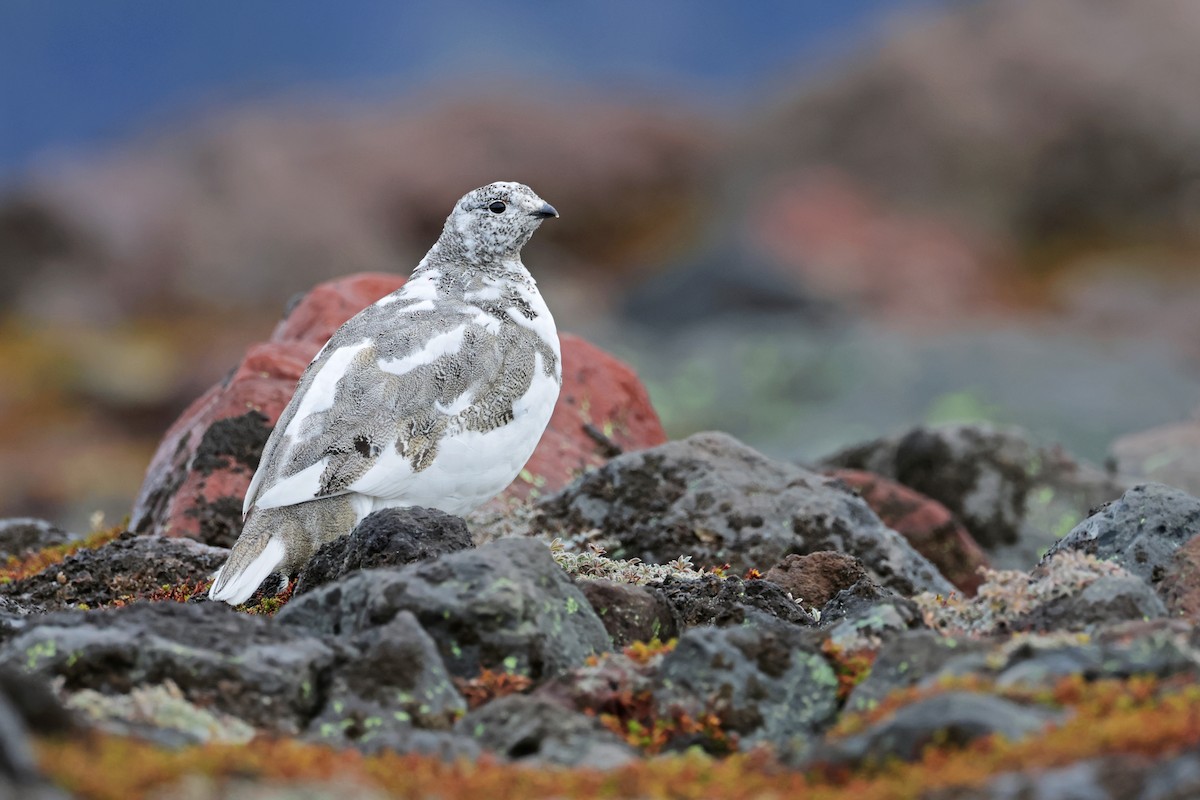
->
[209,181,561,604]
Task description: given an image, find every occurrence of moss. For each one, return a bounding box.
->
[0,525,124,583]
[34,675,1200,800]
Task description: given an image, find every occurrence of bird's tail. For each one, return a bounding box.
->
[209,508,288,605]
[209,496,359,605]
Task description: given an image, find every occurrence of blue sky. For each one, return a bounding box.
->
[0,1,950,179]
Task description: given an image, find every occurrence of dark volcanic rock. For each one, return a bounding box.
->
[656,574,815,631]
[764,551,869,608]
[809,692,1059,769]
[458,695,635,768]
[294,507,473,596]
[0,518,76,560]
[306,611,466,750]
[540,432,952,596]
[0,533,227,611]
[578,580,676,646]
[1162,534,1200,618]
[0,601,337,733]
[278,538,610,681]
[654,622,838,750]
[824,423,1125,569]
[1042,483,1200,591]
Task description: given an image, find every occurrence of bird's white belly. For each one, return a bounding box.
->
[350,365,560,518]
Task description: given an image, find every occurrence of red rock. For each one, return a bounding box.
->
[131,273,666,545]
[763,552,869,608]
[826,468,990,596]
[1161,534,1200,619]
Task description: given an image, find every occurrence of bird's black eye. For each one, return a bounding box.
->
[488,200,507,214]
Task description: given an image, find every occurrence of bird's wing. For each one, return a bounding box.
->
[245,296,559,513]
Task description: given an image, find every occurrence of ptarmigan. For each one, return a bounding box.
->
[209,181,561,604]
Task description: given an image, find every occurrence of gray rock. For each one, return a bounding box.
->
[824,423,1125,568]
[0,533,227,611]
[654,622,838,751]
[540,432,952,596]
[294,506,474,596]
[278,538,611,681]
[0,518,76,560]
[306,611,466,749]
[819,578,925,647]
[458,695,635,768]
[847,630,991,714]
[1042,483,1200,589]
[0,601,337,733]
[811,692,1059,769]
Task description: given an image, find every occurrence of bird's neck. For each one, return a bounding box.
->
[413,240,534,297]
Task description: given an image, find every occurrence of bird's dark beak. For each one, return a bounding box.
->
[532,203,559,219]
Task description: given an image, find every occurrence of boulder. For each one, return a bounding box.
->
[824,423,1126,569]
[1042,483,1200,592]
[1112,418,1200,497]
[654,622,839,751]
[577,580,675,647]
[278,538,611,681]
[294,507,474,597]
[0,602,338,734]
[656,574,816,632]
[305,612,466,750]
[0,518,76,560]
[540,432,952,596]
[130,272,666,546]
[763,551,869,608]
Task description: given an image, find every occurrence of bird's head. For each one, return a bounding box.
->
[442,181,558,265]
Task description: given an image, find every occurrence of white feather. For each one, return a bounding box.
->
[209,537,286,605]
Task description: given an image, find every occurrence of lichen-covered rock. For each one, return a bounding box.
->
[0,675,70,800]
[825,469,990,595]
[808,692,1060,769]
[278,538,610,681]
[578,580,675,646]
[1042,483,1200,592]
[0,518,76,560]
[1112,417,1200,497]
[653,622,838,751]
[131,272,666,547]
[0,533,227,611]
[819,579,925,648]
[941,752,1200,800]
[294,507,473,597]
[306,611,466,750]
[847,630,991,714]
[457,695,635,768]
[824,423,1126,569]
[656,574,816,631]
[540,432,953,597]
[919,551,1166,636]
[0,602,338,733]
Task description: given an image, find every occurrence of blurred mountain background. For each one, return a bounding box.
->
[3,0,1200,532]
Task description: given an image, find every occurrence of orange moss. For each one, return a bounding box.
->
[820,641,878,703]
[596,693,735,756]
[37,677,1200,800]
[238,578,297,616]
[455,669,535,710]
[142,579,213,604]
[623,637,677,666]
[0,525,125,584]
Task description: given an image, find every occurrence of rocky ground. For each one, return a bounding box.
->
[0,276,1198,799]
